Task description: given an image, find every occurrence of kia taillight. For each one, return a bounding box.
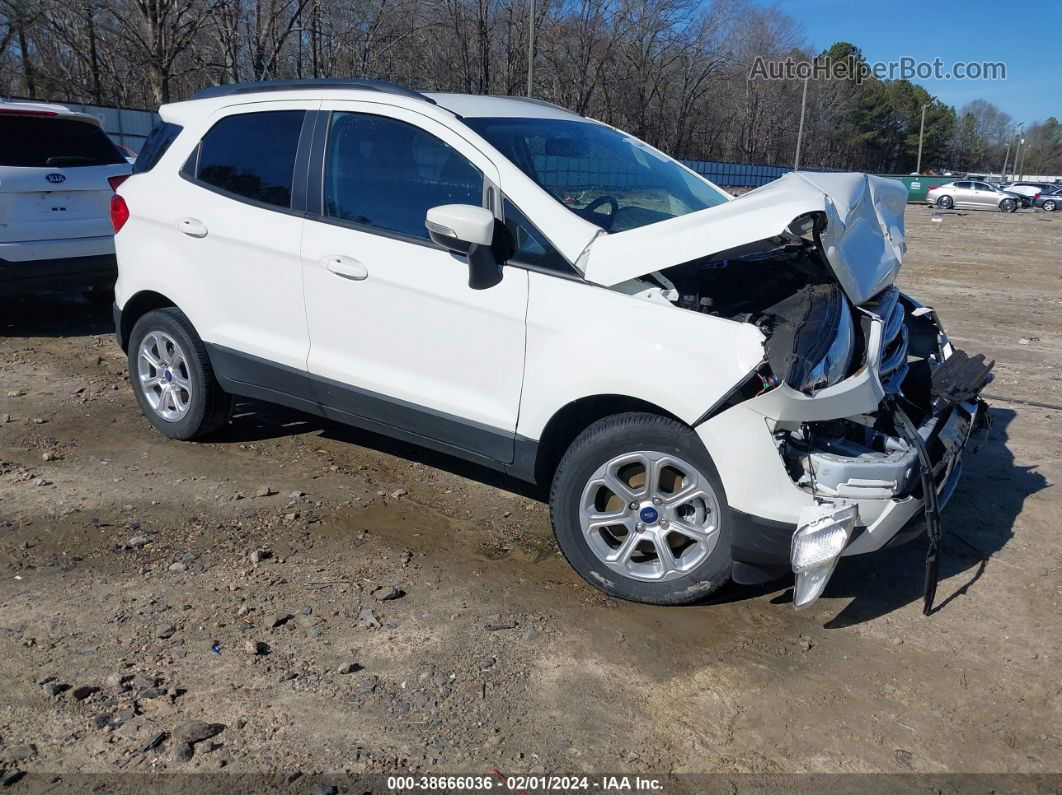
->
[927,186,937,191]
[108,175,129,192]
[1034,193,1040,200]
[110,194,130,233]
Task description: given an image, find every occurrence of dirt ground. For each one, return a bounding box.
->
[0,205,1060,788]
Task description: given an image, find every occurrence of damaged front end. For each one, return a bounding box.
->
[774,291,993,609]
[598,173,994,610]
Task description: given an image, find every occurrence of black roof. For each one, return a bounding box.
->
[190,78,436,104]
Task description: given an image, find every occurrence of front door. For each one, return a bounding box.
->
[300,103,528,463]
[970,182,997,208]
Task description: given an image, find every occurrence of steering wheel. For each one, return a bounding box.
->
[583,195,619,228]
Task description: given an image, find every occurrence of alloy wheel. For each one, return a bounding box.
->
[137,330,193,421]
[578,451,721,582]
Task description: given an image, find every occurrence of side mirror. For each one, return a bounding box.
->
[426,204,502,290]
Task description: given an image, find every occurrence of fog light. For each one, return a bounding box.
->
[791,504,858,609]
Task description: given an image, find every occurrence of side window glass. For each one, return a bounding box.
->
[194,110,305,208]
[500,199,569,272]
[132,122,182,174]
[954,181,971,189]
[324,112,483,240]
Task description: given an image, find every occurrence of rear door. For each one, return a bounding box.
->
[0,112,130,249]
[155,103,315,373]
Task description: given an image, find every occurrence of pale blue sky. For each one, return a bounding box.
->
[766,0,1061,125]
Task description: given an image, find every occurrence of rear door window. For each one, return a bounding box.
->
[0,115,125,167]
[190,110,305,208]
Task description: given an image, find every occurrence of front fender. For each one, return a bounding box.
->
[516,271,765,440]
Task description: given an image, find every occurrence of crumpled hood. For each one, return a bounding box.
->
[582,171,908,305]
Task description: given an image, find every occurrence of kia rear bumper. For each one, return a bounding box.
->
[0,251,117,296]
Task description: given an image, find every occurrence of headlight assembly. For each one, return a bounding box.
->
[762,284,855,395]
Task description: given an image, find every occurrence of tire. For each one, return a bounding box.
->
[1000,198,1016,213]
[128,307,233,440]
[937,195,953,209]
[1044,200,1056,212]
[549,412,732,605]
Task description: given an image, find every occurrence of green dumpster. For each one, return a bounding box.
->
[881,175,957,203]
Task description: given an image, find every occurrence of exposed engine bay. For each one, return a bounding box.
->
[612,216,868,397]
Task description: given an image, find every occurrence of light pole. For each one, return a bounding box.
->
[527,0,535,97]
[915,102,929,174]
[793,76,809,170]
[1013,122,1025,181]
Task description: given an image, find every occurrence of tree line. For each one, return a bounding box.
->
[2,0,1059,175]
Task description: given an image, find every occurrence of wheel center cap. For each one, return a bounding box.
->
[164,370,173,382]
[639,506,659,524]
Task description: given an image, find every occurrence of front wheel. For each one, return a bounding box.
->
[549,413,732,605]
[128,307,233,440]
[1000,198,1017,213]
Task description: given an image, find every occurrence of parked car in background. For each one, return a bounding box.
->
[927,180,1023,211]
[111,79,992,610]
[1033,186,1061,212]
[0,101,131,297]
[1003,181,1059,200]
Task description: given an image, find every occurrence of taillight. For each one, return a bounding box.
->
[110,194,130,233]
[1033,193,1041,200]
[927,186,937,191]
[108,175,129,192]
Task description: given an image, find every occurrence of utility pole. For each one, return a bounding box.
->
[915,103,929,174]
[1001,133,1013,181]
[527,0,535,97]
[1013,122,1025,181]
[793,77,808,170]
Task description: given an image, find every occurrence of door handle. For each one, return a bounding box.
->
[321,254,368,281]
[177,217,208,238]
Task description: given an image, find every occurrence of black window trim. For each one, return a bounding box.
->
[498,195,580,278]
[179,108,317,218]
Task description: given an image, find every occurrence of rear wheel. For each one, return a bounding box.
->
[1000,198,1017,212]
[128,308,232,440]
[1043,200,1056,212]
[936,195,953,209]
[549,412,732,605]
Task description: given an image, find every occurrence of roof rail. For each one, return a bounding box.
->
[489,95,572,113]
[190,78,436,104]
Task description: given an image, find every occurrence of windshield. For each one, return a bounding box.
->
[463,117,728,232]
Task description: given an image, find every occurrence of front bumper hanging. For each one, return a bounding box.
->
[789,350,994,612]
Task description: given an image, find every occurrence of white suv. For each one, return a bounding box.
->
[0,101,131,296]
[112,79,992,609]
